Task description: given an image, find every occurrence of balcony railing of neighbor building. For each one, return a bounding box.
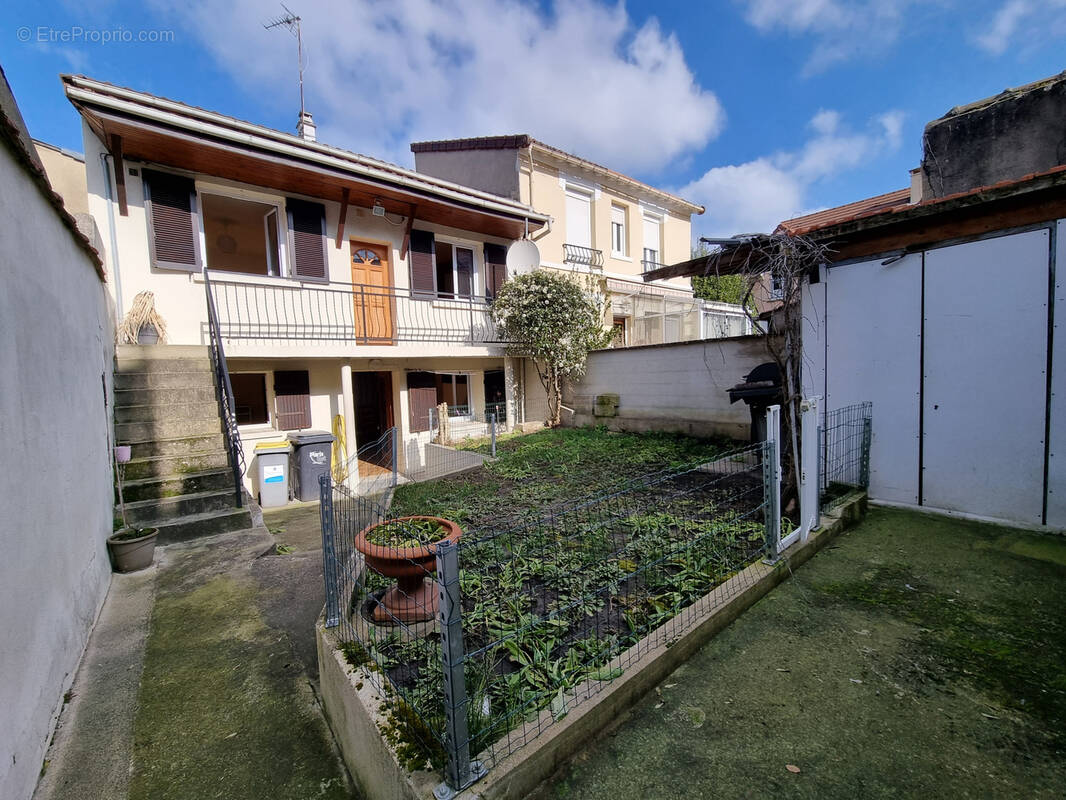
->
[640,258,668,274]
[562,244,604,269]
[205,272,500,346]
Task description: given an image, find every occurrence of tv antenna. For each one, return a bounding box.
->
[264,3,306,121]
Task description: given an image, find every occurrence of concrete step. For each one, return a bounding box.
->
[122,489,236,525]
[115,386,218,407]
[117,344,211,360]
[120,433,226,459]
[116,416,222,443]
[118,468,234,503]
[123,450,231,481]
[116,357,213,375]
[114,370,215,391]
[115,345,211,372]
[153,506,254,544]
[115,401,221,425]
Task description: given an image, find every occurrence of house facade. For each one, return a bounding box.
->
[410,135,717,347]
[63,76,551,498]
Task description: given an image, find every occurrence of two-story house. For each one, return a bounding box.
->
[62,76,551,511]
[409,135,713,347]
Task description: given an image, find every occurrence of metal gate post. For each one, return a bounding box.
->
[763,404,782,560]
[799,397,820,540]
[434,540,485,799]
[320,473,340,627]
[489,413,497,458]
[860,414,873,489]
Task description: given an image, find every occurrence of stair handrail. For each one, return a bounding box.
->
[204,269,246,507]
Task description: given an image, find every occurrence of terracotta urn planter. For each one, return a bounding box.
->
[354,515,462,624]
[107,527,159,572]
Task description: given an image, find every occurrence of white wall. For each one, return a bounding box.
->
[0,133,115,800]
[804,224,1065,530]
[566,337,771,439]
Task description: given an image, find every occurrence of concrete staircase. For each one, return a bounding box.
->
[114,345,252,543]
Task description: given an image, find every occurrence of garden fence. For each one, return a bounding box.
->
[818,401,873,512]
[320,399,873,796]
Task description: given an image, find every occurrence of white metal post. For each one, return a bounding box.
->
[764,404,782,557]
[799,397,821,541]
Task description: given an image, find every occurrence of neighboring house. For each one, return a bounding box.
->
[650,71,1066,532]
[1,67,115,800]
[62,75,552,499]
[410,135,711,347]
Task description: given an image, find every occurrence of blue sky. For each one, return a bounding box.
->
[3,0,1065,238]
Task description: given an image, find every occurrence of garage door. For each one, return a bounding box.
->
[922,230,1050,524]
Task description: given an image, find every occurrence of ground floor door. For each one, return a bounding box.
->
[354,371,394,467]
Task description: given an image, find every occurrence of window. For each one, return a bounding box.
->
[201,192,285,277]
[436,373,470,413]
[484,243,508,301]
[231,372,269,425]
[768,271,785,301]
[642,213,662,269]
[142,169,199,271]
[611,204,628,257]
[611,316,627,347]
[434,242,477,299]
[273,370,311,430]
[565,188,593,249]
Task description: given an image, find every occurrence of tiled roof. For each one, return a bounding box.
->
[777,189,911,236]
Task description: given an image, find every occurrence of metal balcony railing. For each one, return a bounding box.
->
[205,272,501,346]
[641,258,667,274]
[563,243,604,269]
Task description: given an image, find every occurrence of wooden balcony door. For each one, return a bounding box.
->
[350,241,394,342]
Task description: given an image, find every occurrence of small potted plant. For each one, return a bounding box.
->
[108,445,158,572]
[354,516,462,624]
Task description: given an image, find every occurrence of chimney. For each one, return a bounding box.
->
[909,167,923,204]
[297,111,317,142]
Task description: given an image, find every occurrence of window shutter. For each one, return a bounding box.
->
[407,371,437,432]
[142,169,199,271]
[286,199,328,281]
[484,244,507,300]
[409,230,435,295]
[274,370,311,430]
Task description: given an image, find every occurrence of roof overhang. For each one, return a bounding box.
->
[63,75,548,241]
[647,166,1066,282]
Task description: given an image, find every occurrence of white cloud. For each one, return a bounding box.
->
[738,0,926,72]
[679,109,905,239]
[147,0,723,172]
[974,0,1066,55]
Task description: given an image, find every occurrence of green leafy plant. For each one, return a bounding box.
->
[366,518,449,549]
[490,270,613,426]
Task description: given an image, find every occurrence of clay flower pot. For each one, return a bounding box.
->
[107,527,158,572]
[354,516,462,624]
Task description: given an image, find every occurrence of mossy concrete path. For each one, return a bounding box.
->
[36,504,358,800]
[545,507,1066,800]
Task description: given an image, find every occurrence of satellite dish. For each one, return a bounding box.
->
[506,239,541,273]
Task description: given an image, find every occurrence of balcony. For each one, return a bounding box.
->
[563,243,604,269]
[641,258,668,274]
[205,272,500,348]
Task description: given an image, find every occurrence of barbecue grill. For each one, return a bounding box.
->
[727,362,782,442]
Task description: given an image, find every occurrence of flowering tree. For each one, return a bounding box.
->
[490,270,613,426]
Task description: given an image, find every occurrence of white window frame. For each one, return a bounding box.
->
[433,237,482,300]
[768,271,786,301]
[230,370,275,431]
[642,212,662,270]
[196,183,288,278]
[610,204,628,258]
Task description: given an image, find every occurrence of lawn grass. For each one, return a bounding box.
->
[389,425,739,532]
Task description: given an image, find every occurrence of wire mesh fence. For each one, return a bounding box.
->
[818,401,872,512]
[321,440,772,793]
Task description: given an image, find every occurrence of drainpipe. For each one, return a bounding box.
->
[100,152,124,323]
[526,143,552,242]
